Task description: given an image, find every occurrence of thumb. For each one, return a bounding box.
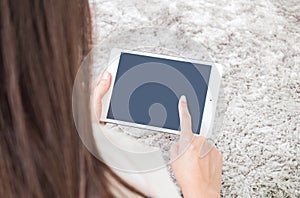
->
[93,71,111,121]
[95,71,111,98]
[178,95,194,152]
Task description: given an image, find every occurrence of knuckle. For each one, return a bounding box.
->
[182,111,191,120]
[191,138,201,150]
[189,142,198,152]
[198,135,206,142]
[194,136,206,146]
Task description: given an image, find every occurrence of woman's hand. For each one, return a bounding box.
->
[92,71,111,123]
[170,96,223,198]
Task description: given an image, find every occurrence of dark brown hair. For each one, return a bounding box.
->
[0,0,146,197]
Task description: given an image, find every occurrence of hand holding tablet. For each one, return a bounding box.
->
[100,49,222,136]
[92,71,112,124]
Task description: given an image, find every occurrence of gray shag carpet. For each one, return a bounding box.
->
[90,0,300,197]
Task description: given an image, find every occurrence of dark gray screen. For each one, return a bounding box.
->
[107,52,211,134]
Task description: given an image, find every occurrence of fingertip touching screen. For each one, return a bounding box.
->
[107,52,211,134]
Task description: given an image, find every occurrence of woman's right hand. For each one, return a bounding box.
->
[170,96,223,198]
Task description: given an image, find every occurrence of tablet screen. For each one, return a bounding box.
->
[107,52,211,134]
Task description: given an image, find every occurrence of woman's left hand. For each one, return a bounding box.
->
[92,71,112,123]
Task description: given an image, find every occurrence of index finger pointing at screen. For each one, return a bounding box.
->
[178,95,194,152]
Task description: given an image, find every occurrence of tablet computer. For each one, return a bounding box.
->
[100,49,222,135]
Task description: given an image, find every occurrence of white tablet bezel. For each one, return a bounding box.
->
[100,48,222,136]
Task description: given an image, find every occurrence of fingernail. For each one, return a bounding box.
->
[102,71,110,80]
[180,95,187,102]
